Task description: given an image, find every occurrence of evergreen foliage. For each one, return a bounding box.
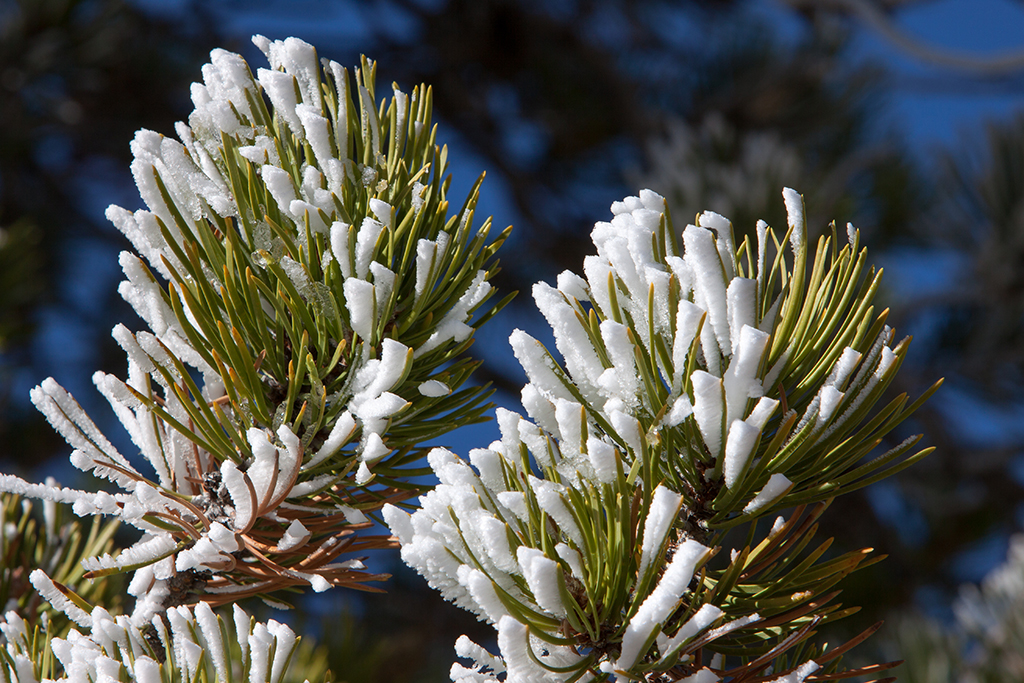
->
[0,34,942,683]
[386,187,939,682]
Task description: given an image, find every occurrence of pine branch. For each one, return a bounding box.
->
[0,491,123,639]
[0,35,511,618]
[387,188,939,681]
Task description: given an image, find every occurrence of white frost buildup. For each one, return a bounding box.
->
[743,474,794,514]
[381,187,903,681]
[304,410,356,470]
[684,224,730,354]
[530,477,583,548]
[770,661,820,683]
[617,539,709,671]
[724,419,760,489]
[222,459,255,532]
[659,603,724,658]
[678,669,720,683]
[344,277,377,340]
[691,371,725,458]
[30,570,92,628]
[782,187,805,251]
[510,330,573,403]
[462,567,509,624]
[276,520,310,552]
[638,486,683,583]
[828,346,862,390]
[516,547,568,618]
[745,396,779,431]
[81,534,178,574]
[419,380,451,397]
[723,324,769,425]
[587,436,619,484]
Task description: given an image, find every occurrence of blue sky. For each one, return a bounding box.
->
[774,0,1024,149]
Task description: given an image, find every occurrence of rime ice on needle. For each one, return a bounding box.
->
[387,187,937,681]
[0,600,299,683]
[0,35,508,616]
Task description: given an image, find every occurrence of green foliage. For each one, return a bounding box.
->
[124,53,510,492]
[0,599,328,683]
[387,188,940,681]
[0,492,123,638]
[7,39,516,606]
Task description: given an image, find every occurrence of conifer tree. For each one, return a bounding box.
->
[0,35,939,683]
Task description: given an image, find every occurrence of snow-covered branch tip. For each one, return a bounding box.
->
[0,599,311,683]
[0,35,511,616]
[387,187,938,681]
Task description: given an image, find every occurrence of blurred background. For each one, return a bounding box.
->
[2,0,1024,680]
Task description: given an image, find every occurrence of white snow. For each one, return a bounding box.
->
[672,300,704,392]
[462,567,510,624]
[238,135,281,167]
[418,380,451,397]
[610,410,643,456]
[304,410,356,470]
[743,473,793,514]
[769,660,819,683]
[257,69,303,140]
[330,221,353,278]
[30,570,92,627]
[639,189,665,212]
[723,420,760,489]
[343,277,376,340]
[691,371,724,458]
[415,269,491,358]
[296,104,335,176]
[533,283,604,404]
[876,346,898,379]
[360,433,390,463]
[599,320,639,405]
[745,396,779,431]
[81,535,178,574]
[586,437,619,484]
[31,378,128,468]
[509,330,573,403]
[556,270,590,302]
[723,324,769,426]
[260,165,298,216]
[354,217,385,278]
[616,539,708,670]
[496,491,529,522]
[638,486,683,583]
[529,477,583,548]
[659,603,724,658]
[827,347,862,390]
[665,396,694,427]
[221,460,255,531]
[698,210,736,280]
[684,225,730,354]
[553,399,584,457]
[726,279,756,356]
[782,188,805,252]
[517,547,568,617]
